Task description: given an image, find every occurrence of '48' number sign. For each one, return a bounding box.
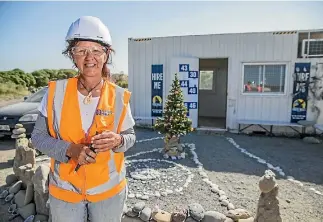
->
[188,85,198,94]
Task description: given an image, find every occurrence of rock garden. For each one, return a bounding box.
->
[0,124,282,222]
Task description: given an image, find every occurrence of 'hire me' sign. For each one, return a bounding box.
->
[291,62,310,123]
[151,64,163,117]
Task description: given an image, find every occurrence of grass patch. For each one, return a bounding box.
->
[0,82,29,101]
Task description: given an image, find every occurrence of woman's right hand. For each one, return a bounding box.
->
[66,144,97,165]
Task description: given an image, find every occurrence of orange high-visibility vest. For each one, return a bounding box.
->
[46,77,131,203]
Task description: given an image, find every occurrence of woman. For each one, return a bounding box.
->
[31,16,136,222]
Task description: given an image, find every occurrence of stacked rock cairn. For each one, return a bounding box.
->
[255,170,282,222]
[0,123,51,222]
[163,137,186,160]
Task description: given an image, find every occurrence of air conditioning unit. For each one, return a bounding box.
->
[302,39,323,57]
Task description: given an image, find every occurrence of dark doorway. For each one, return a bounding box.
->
[198,58,228,129]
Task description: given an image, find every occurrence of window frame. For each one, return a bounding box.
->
[241,62,289,96]
[199,69,216,93]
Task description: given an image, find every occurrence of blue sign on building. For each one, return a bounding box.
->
[179,64,189,72]
[151,64,163,117]
[188,71,198,79]
[188,85,198,95]
[180,80,189,88]
[291,63,310,123]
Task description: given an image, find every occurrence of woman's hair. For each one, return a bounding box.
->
[62,39,115,80]
[102,65,114,82]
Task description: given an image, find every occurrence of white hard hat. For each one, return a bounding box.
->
[65,16,112,46]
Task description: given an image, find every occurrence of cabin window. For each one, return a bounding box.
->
[199,70,214,90]
[243,64,286,94]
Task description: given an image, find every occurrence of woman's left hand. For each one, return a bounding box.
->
[91,131,122,153]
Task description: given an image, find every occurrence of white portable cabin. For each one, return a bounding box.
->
[128,29,323,135]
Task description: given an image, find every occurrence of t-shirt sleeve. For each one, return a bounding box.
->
[120,103,135,132]
[38,90,48,117]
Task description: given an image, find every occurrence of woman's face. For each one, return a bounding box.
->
[72,40,108,77]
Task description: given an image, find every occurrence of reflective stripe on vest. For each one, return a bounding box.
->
[49,160,82,194]
[47,77,131,203]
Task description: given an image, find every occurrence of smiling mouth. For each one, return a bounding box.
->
[85,64,96,68]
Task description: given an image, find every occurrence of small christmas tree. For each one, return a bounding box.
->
[154,73,193,158]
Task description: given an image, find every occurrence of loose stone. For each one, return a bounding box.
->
[15,124,24,128]
[0,190,9,199]
[152,210,172,222]
[139,195,149,200]
[5,193,14,202]
[228,203,235,210]
[133,201,145,213]
[9,180,22,194]
[17,203,36,219]
[171,209,187,222]
[226,209,252,221]
[166,189,173,194]
[5,174,18,186]
[199,171,208,178]
[259,170,277,193]
[14,190,26,208]
[128,193,135,199]
[126,209,138,217]
[136,193,142,198]
[188,203,205,221]
[202,211,227,222]
[219,190,226,196]
[219,195,228,201]
[140,207,152,221]
[211,187,220,194]
[13,128,26,135]
[221,199,229,207]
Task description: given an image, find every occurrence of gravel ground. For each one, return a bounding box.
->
[125,144,225,214]
[127,128,323,222]
[0,128,323,222]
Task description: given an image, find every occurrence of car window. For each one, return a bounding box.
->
[25,88,48,103]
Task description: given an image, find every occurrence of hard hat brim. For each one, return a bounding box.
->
[66,37,112,48]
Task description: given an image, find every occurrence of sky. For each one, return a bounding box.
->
[0,1,322,74]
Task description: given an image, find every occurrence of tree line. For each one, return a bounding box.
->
[0,68,128,94]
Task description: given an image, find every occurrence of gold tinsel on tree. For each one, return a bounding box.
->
[154,73,193,139]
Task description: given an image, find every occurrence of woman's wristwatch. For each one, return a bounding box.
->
[114,134,124,150]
